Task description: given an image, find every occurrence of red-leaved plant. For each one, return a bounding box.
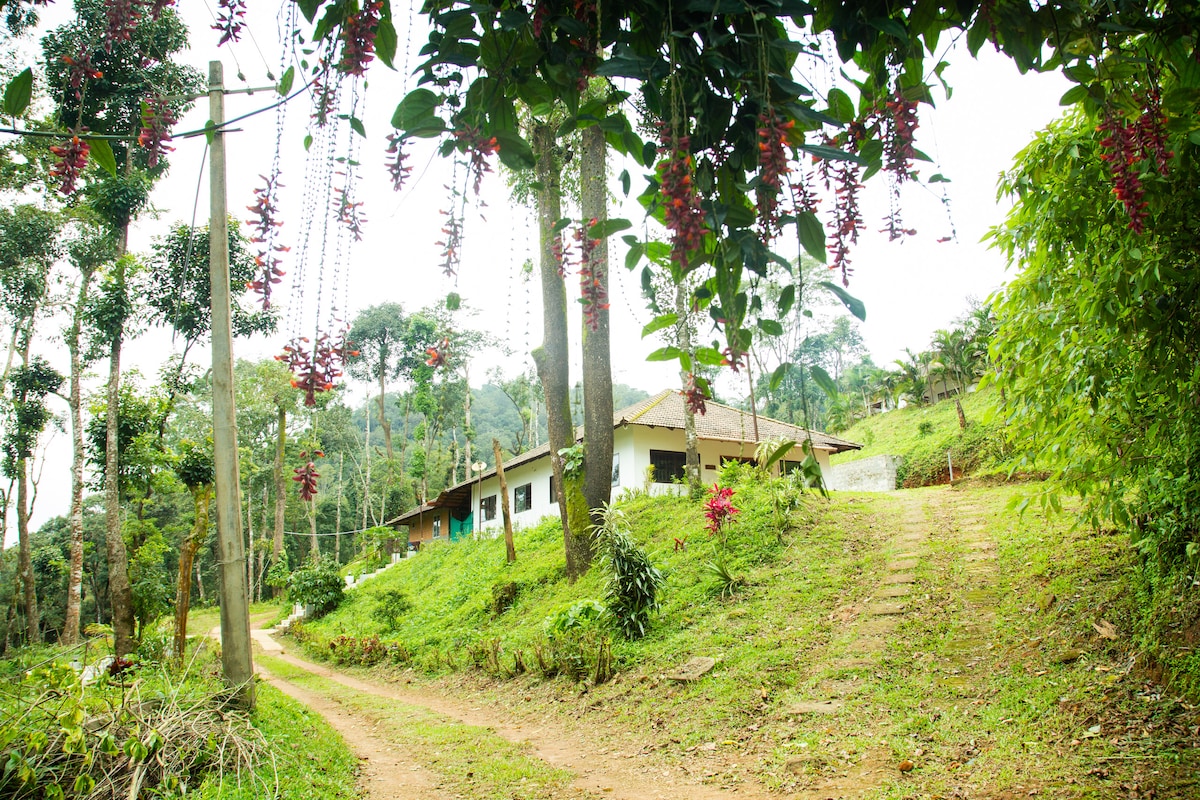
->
[703,484,739,538]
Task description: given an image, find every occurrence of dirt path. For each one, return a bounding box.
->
[253,637,774,799]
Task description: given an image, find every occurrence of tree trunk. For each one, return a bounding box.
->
[272,403,286,596]
[530,123,590,580]
[173,484,211,661]
[493,439,516,563]
[956,397,968,430]
[335,453,344,564]
[377,373,393,460]
[580,123,613,534]
[62,269,94,646]
[675,283,702,496]
[104,258,136,655]
[16,460,38,645]
[463,364,473,478]
[309,500,319,561]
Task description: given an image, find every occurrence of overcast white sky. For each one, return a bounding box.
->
[14,3,1069,534]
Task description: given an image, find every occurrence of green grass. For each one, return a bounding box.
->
[186,601,289,638]
[191,680,359,800]
[833,387,1007,486]
[283,476,1198,798]
[257,654,575,799]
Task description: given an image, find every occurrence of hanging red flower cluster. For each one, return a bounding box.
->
[245,173,287,309]
[338,0,383,77]
[61,50,102,100]
[756,109,793,235]
[720,346,746,373]
[575,218,608,331]
[311,74,337,127]
[1134,82,1172,174]
[453,126,499,196]
[105,0,143,51]
[276,330,356,406]
[681,373,707,416]
[149,0,174,21]
[703,484,739,537]
[384,133,412,192]
[137,95,176,168]
[293,450,324,501]
[1097,84,1173,235]
[49,133,90,195]
[551,233,570,280]
[213,0,247,46]
[828,158,863,286]
[425,336,450,368]
[335,186,367,241]
[882,91,919,181]
[657,128,708,271]
[436,208,463,277]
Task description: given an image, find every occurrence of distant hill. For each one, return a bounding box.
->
[832,386,1008,487]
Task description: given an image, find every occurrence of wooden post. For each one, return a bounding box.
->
[208,60,254,708]
[493,438,516,563]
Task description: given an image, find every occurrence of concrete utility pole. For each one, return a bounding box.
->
[208,60,255,708]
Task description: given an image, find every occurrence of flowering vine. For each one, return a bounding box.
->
[335,185,367,241]
[425,336,451,368]
[213,0,247,46]
[657,127,708,271]
[882,91,919,181]
[755,109,793,235]
[453,125,499,196]
[245,173,287,309]
[827,157,863,286]
[681,373,708,416]
[293,450,323,501]
[338,0,383,77]
[436,207,463,277]
[105,0,143,51]
[49,133,90,195]
[576,218,608,331]
[137,95,176,168]
[384,133,412,192]
[1096,78,1174,235]
[276,329,356,406]
[61,49,102,101]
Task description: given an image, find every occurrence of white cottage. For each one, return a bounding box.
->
[389,389,861,546]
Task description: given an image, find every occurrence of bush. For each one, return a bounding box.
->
[372,589,413,631]
[491,581,520,616]
[593,506,664,640]
[288,559,343,617]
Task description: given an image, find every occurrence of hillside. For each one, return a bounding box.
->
[283,470,1198,798]
[832,388,1007,487]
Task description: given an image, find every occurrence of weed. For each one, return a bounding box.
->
[594,506,665,640]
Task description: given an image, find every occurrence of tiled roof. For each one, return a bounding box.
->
[387,389,859,525]
[617,390,861,453]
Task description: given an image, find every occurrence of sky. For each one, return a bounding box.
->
[11,3,1070,535]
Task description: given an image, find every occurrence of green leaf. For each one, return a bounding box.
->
[493,129,534,170]
[769,362,791,392]
[376,19,398,69]
[588,218,632,238]
[349,116,366,137]
[641,313,678,338]
[391,88,442,132]
[694,346,725,366]
[817,280,866,321]
[799,142,866,165]
[825,88,855,123]
[646,346,683,362]
[810,365,838,399]
[3,68,33,118]
[757,318,784,336]
[796,211,826,262]
[277,66,295,96]
[552,217,572,233]
[1058,84,1089,106]
[303,134,313,151]
[868,17,908,43]
[778,284,795,316]
[296,0,320,22]
[928,173,951,183]
[89,139,117,177]
[619,169,631,197]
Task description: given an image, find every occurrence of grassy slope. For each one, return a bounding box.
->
[832,387,1006,486]
[290,475,1197,797]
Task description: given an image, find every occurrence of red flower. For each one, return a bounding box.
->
[244,173,287,309]
[338,1,384,77]
[681,373,707,416]
[703,484,739,536]
[293,451,322,501]
[426,337,450,368]
[657,127,708,271]
[454,126,500,196]
[137,95,176,168]
[576,218,608,331]
[385,134,412,192]
[436,209,462,278]
[756,109,794,236]
[213,0,247,46]
[277,329,352,405]
[105,0,143,52]
[49,134,90,195]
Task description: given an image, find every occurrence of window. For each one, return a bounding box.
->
[432,516,442,538]
[548,476,556,505]
[514,483,532,513]
[781,459,803,475]
[649,449,686,483]
[480,494,496,521]
[611,453,620,486]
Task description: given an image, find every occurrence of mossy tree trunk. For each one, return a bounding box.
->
[580,123,613,534]
[173,483,212,661]
[530,123,591,580]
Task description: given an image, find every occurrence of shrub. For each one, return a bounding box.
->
[372,589,412,631]
[288,559,343,617]
[593,506,664,640]
[491,581,520,616]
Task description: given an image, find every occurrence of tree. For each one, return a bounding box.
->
[43,0,202,658]
[172,439,213,661]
